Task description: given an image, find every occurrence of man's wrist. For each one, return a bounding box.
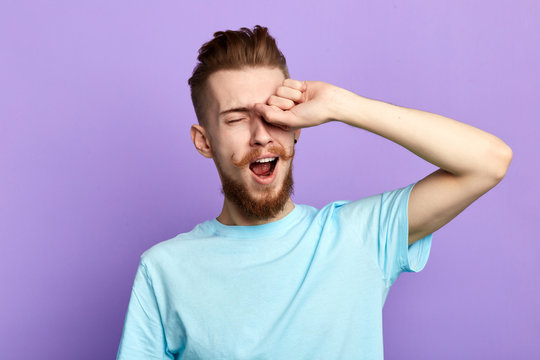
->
[327,86,371,128]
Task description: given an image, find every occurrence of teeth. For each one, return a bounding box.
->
[254,157,277,163]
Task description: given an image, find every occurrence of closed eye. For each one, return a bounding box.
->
[226,118,244,124]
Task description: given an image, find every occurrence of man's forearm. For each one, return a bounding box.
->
[328,86,513,180]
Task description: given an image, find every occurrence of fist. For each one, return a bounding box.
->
[254,79,339,131]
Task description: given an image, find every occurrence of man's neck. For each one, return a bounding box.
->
[216,198,295,226]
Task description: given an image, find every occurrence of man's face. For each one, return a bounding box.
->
[201,66,299,220]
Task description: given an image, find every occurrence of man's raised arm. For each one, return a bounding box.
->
[254,79,513,245]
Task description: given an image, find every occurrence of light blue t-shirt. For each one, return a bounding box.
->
[117,182,432,359]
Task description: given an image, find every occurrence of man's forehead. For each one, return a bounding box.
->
[206,67,285,113]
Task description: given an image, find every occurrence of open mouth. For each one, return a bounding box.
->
[249,157,278,178]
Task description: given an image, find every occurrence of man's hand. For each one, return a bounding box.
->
[254,79,339,130]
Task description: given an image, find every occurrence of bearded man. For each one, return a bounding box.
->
[117,25,512,359]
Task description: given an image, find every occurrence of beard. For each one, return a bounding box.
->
[216,149,295,221]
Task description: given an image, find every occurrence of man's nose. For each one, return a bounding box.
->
[250,115,273,147]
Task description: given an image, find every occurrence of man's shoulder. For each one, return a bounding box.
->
[307,192,382,217]
[316,183,418,227]
[140,219,215,265]
[303,187,412,229]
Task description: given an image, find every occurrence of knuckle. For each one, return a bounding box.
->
[270,94,294,109]
[276,86,288,97]
[293,89,303,102]
[268,95,279,105]
[285,99,295,108]
[276,87,301,103]
[284,78,302,90]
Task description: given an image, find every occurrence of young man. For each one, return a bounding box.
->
[117,26,512,359]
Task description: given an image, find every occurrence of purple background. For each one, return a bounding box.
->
[1,1,538,359]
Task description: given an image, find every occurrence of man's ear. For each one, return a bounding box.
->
[294,128,301,143]
[191,124,213,158]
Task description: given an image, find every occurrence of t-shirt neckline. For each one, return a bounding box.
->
[209,204,302,239]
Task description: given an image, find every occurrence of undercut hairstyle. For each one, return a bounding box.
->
[188,25,290,125]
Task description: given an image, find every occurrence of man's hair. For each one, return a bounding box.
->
[188,25,290,125]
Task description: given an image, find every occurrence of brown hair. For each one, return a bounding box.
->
[188,25,290,125]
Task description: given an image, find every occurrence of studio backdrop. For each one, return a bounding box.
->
[1,1,538,359]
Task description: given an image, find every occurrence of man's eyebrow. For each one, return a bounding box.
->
[219,107,251,117]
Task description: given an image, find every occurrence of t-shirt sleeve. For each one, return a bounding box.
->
[378,181,432,287]
[117,260,174,360]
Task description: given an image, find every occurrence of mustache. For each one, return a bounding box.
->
[231,145,295,168]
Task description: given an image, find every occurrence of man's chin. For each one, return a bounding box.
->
[221,166,294,221]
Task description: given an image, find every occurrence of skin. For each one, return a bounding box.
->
[191,67,300,226]
[193,66,513,245]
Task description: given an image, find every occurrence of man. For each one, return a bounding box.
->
[117,25,512,359]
